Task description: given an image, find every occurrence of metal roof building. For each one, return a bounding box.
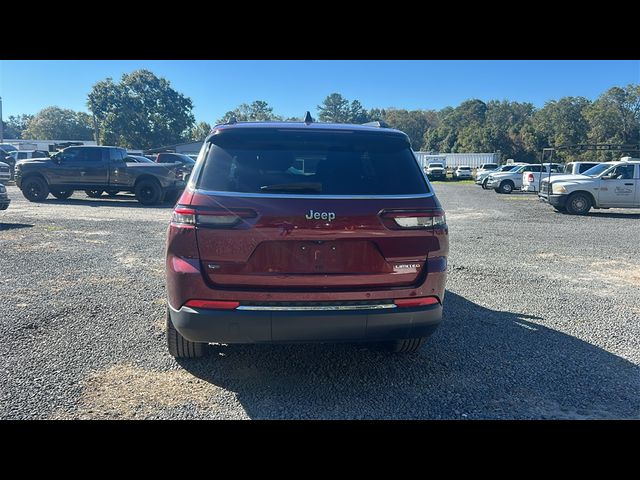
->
[414,152,499,169]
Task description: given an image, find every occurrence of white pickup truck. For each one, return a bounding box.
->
[538,158,640,215]
[486,163,563,194]
[521,161,600,192]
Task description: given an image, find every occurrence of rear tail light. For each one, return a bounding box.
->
[184,300,239,310]
[394,297,439,308]
[380,209,446,230]
[171,205,257,229]
[527,173,535,182]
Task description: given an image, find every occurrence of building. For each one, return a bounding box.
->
[414,152,499,169]
[1,138,97,152]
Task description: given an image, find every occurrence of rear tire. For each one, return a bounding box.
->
[85,189,104,198]
[166,308,205,358]
[498,181,514,194]
[51,189,74,200]
[135,179,162,205]
[22,177,49,202]
[566,192,591,215]
[386,337,427,353]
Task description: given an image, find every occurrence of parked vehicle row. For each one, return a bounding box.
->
[474,158,639,215]
[538,159,640,214]
[486,163,564,194]
[424,163,476,181]
[475,163,527,189]
[14,146,187,205]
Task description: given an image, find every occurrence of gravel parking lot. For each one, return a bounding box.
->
[1,183,639,419]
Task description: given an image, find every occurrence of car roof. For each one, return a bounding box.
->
[209,121,408,138]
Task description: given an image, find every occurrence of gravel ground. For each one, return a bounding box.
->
[1,183,639,419]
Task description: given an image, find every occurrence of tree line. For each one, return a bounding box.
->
[3,68,638,162]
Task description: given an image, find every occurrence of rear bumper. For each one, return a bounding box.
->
[169,302,442,344]
[539,193,567,207]
[521,185,538,192]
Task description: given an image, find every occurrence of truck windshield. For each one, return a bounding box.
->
[581,164,615,177]
[429,164,443,168]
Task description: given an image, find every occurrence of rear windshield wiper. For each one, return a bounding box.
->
[260,182,322,193]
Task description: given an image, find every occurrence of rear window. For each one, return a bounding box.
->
[578,163,597,174]
[429,163,443,168]
[458,166,471,170]
[197,130,429,196]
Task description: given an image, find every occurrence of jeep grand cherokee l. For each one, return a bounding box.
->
[165,119,449,357]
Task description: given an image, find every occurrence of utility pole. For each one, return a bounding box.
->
[0,96,4,143]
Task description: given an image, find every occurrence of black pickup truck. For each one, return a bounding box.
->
[14,146,186,205]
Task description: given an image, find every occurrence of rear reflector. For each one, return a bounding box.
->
[184,300,240,310]
[394,297,439,308]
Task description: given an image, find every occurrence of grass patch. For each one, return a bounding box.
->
[431,179,475,185]
[43,225,65,232]
[502,195,536,200]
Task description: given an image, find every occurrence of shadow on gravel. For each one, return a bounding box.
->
[0,223,34,231]
[46,197,173,209]
[586,212,640,219]
[178,291,640,419]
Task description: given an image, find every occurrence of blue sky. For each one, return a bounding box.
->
[1,60,639,123]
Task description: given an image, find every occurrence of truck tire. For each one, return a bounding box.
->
[498,181,514,194]
[51,189,74,200]
[481,178,489,189]
[85,190,104,198]
[386,337,427,353]
[22,177,50,202]
[135,179,162,205]
[566,192,591,215]
[166,308,205,358]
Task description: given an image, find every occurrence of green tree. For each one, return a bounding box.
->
[189,121,212,141]
[2,114,34,139]
[348,100,369,124]
[23,107,93,140]
[317,93,350,122]
[585,84,640,146]
[218,100,282,123]
[523,97,591,162]
[382,109,438,150]
[87,69,195,149]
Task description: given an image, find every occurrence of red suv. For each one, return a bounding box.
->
[165,119,448,357]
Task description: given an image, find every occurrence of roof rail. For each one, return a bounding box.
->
[362,120,390,128]
[226,116,237,125]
